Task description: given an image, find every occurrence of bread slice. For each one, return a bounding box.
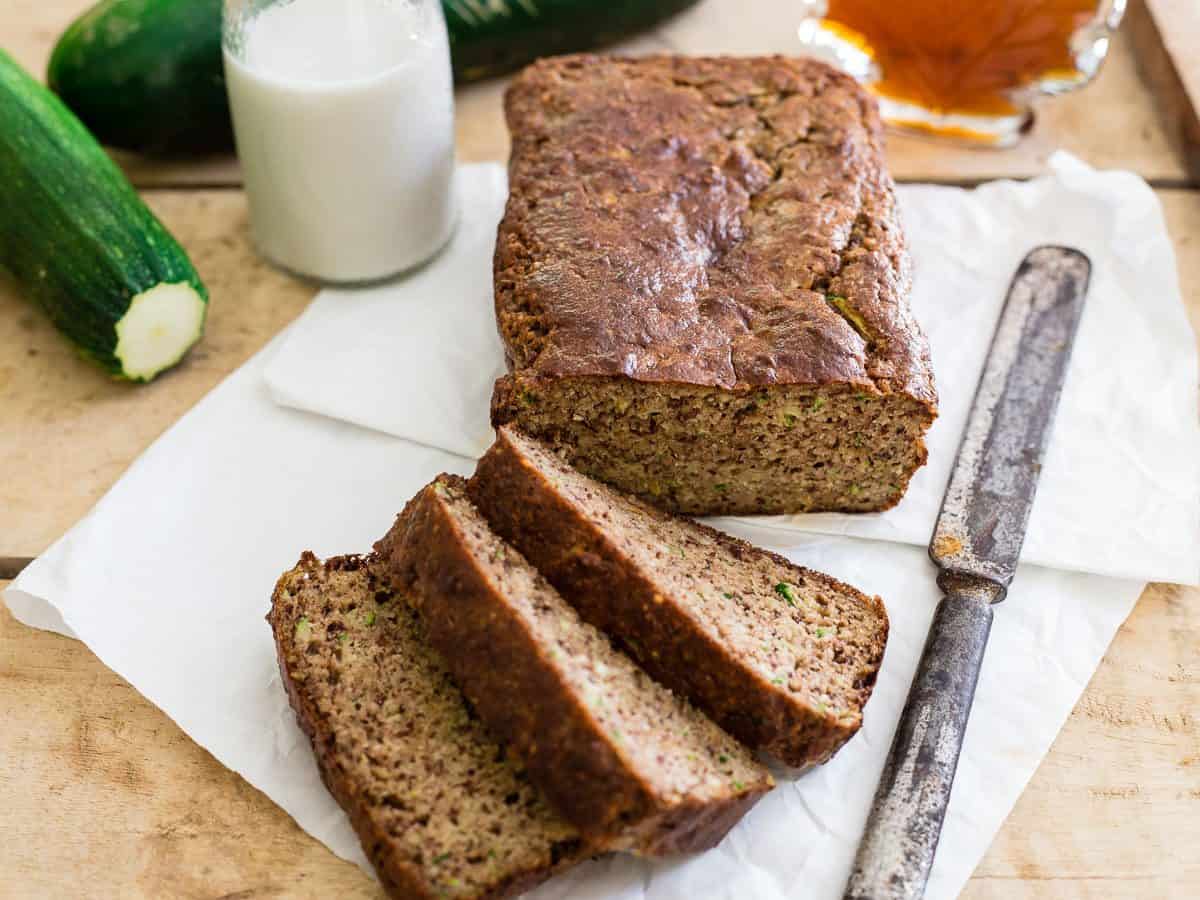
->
[376,476,772,857]
[468,426,890,768]
[268,552,586,900]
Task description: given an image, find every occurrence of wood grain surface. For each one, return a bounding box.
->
[1130,0,1200,181]
[2,0,1198,898]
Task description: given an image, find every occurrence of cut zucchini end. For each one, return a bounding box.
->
[114,281,207,381]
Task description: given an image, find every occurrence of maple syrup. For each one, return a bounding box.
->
[799,0,1126,144]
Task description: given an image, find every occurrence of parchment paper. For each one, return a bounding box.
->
[265,157,1200,585]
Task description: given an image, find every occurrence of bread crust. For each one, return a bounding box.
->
[494,53,935,401]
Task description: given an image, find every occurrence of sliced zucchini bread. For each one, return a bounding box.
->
[268,552,587,900]
[376,476,772,857]
[469,426,890,768]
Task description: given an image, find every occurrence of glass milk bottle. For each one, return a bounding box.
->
[223,0,457,283]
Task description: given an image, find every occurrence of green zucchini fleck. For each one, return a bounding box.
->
[827,294,874,344]
[774,582,798,606]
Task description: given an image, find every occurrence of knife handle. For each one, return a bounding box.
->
[844,576,1001,900]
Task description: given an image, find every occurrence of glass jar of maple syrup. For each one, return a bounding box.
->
[797,0,1127,145]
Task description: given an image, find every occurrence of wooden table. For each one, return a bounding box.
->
[2,2,1197,897]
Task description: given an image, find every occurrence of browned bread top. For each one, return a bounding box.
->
[267,552,585,900]
[376,476,773,857]
[496,53,935,405]
[469,427,890,768]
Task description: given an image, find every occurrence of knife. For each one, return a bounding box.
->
[844,245,1092,900]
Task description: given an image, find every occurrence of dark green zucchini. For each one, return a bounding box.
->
[444,0,702,82]
[48,0,230,156]
[48,0,701,157]
[0,49,208,382]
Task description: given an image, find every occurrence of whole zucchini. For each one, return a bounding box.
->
[48,0,701,156]
[0,49,208,382]
[444,0,702,82]
[48,0,230,156]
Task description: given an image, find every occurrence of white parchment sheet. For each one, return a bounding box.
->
[4,334,1145,898]
[265,158,1200,585]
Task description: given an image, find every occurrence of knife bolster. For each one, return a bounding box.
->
[936,570,1007,605]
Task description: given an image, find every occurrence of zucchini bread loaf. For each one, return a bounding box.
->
[471,427,889,767]
[268,553,586,900]
[377,476,772,856]
[491,54,937,515]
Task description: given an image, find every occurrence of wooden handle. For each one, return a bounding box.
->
[844,577,999,900]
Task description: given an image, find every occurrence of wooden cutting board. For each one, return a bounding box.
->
[1,1,1198,897]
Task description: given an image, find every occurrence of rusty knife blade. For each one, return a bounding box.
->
[930,245,1091,592]
[845,245,1092,900]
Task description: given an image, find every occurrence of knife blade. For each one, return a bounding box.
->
[844,245,1092,900]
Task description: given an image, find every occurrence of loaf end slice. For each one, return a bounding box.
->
[492,377,934,516]
[268,552,586,900]
[469,427,890,768]
[376,477,772,856]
